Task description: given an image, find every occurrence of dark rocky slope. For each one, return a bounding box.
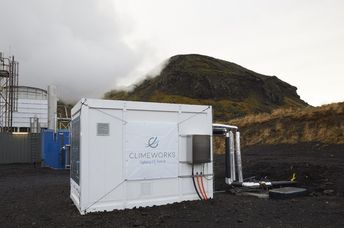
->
[105,54,308,120]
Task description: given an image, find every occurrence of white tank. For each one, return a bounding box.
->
[12,86,48,131]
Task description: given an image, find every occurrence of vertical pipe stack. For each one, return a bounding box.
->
[225,132,231,182]
[235,131,243,183]
[29,117,40,133]
[48,85,57,131]
[215,124,243,185]
[229,131,236,182]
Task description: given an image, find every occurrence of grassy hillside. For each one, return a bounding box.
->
[213,102,344,153]
[105,54,308,120]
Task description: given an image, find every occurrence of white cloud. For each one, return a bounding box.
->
[0,0,153,102]
[1,0,343,105]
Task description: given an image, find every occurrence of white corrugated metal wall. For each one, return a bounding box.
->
[12,87,48,129]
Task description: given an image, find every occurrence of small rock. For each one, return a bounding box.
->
[310,192,320,197]
[133,219,143,227]
[323,189,335,195]
[237,219,243,223]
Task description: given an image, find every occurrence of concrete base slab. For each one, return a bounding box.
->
[269,187,308,199]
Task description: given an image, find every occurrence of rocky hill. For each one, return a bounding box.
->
[105,54,308,120]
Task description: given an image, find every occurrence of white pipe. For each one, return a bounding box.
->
[230,180,295,188]
[48,85,57,131]
[235,131,243,183]
[229,131,236,181]
[212,123,238,130]
[241,182,273,188]
[225,177,232,185]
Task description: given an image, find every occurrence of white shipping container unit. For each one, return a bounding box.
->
[70,99,214,214]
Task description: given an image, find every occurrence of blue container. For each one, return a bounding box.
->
[42,129,70,169]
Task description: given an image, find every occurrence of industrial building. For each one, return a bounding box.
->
[1,52,63,165]
[11,86,48,132]
[1,52,60,133]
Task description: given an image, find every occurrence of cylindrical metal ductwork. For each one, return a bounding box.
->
[48,85,57,131]
[229,131,236,182]
[30,117,40,133]
[225,132,231,179]
[235,131,243,183]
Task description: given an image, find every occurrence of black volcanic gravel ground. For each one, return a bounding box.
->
[1,143,344,227]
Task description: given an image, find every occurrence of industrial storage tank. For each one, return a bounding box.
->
[11,86,48,132]
[70,99,213,214]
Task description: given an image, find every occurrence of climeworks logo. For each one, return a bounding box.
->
[146,136,159,148]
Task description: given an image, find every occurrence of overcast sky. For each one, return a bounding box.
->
[0,0,343,105]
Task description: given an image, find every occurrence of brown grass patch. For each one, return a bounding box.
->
[214,102,344,153]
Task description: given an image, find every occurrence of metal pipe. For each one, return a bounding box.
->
[225,132,231,180]
[269,181,297,186]
[214,123,297,189]
[235,131,243,183]
[231,181,297,188]
[48,85,57,131]
[212,123,238,130]
[214,123,240,185]
[229,131,236,182]
[213,127,227,136]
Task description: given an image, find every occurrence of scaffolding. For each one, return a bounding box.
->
[57,103,71,130]
[0,52,19,132]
